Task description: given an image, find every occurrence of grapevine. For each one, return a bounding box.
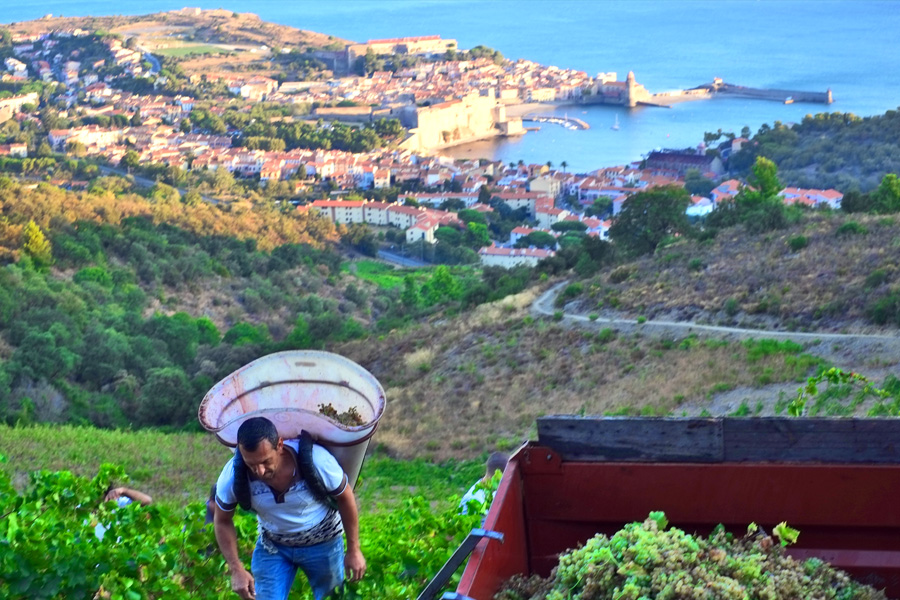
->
[0,454,484,600]
[495,513,886,600]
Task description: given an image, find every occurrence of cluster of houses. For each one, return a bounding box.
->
[0,25,848,269]
[2,28,145,88]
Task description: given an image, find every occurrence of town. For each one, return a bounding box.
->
[0,10,844,269]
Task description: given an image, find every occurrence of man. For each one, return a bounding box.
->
[95,485,153,541]
[459,451,509,515]
[214,417,366,600]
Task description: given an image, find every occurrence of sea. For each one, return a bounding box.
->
[6,0,900,173]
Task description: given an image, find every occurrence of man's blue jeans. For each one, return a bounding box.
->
[251,535,344,600]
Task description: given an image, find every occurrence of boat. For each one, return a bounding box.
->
[784,96,794,104]
[611,114,620,130]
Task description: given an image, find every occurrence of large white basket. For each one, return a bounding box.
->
[198,350,385,484]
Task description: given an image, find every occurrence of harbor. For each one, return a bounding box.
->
[521,114,590,130]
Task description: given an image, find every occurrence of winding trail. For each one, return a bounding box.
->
[532,281,899,342]
[531,281,900,415]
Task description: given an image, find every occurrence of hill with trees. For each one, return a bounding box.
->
[725,108,900,192]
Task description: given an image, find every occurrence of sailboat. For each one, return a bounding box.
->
[611,114,620,131]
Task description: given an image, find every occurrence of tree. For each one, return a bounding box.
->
[400,275,420,310]
[120,150,140,172]
[478,185,492,204]
[465,222,491,249]
[684,168,716,197]
[585,198,613,217]
[608,185,692,256]
[137,367,193,426]
[560,160,568,174]
[422,266,461,305]
[457,209,487,225]
[66,141,87,157]
[515,231,557,249]
[22,220,53,269]
[870,173,900,214]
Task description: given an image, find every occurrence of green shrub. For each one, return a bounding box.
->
[836,221,868,236]
[636,315,647,324]
[723,297,739,316]
[864,268,889,290]
[866,289,900,325]
[596,328,616,343]
[73,266,113,288]
[688,258,704,271]
[608,266,634,284]
[588,313,599,321]
[787,235,808,251]
[552,310,564,321]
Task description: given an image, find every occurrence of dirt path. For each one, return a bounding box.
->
[532,281,900,415]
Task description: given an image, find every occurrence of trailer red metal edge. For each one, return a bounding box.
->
[456,417,900,599]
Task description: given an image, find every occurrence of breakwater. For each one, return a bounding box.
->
[521,114,590,130]
[693,80,833,104]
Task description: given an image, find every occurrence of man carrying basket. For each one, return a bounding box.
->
[213,416,366,600]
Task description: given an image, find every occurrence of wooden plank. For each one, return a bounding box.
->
[537,416,723,462]
[723,418,900,463]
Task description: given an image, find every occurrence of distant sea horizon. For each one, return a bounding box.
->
[5,0,900,173]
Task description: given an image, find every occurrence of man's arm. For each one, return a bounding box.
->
[105,487,153,506]
[334,479,366,582]
[214,504,255,600]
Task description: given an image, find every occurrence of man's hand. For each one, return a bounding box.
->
[345,548,366,582]
[230,567,256,600]
[104,487,125,502]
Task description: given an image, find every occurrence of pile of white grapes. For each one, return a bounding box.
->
[495,513,887,600]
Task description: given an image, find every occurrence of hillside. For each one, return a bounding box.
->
[568,211,900,334]
[728,109,900,192]
[4,9,351,78]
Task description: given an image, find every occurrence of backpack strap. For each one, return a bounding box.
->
[232,448,253,512]
[231,432,339,512]
[297,430,339,511]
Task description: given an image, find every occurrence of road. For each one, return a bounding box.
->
[532,280,900,415]
[532,281,899,343]
[98,165,221,205]
[376,250,428,268]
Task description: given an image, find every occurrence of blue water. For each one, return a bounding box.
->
[6,0,900,172]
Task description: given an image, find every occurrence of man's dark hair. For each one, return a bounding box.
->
[233,417,279,511]
[486,451,509,476]
[237,417,279,451]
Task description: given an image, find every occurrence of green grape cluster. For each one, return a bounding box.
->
[495,514,887,600]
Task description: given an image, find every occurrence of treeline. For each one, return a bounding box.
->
[727,108,900,192]
[0,178,555,429]
[188,104,404,153]
[356,44,505,75]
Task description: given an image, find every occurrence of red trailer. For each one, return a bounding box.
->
[455,417,900,599]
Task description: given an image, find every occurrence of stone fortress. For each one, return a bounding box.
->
[395,89,523,153]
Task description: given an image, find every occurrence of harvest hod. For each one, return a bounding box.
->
[456,417,900,599]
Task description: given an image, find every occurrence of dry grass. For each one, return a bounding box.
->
[574,213,900,333]
[335,309,825,462]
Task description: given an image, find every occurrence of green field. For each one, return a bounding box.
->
[345,259,412,289]
[0,424,482,510]
[154,45,227,57]
[0,425,487,599]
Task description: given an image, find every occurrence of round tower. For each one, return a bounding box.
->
[625,71,637,108]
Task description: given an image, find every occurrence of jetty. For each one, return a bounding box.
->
[521,114,590,130]
[692,79,833,104]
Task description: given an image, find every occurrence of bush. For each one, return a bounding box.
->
[724,297,740,316]
[787,235,808,251]
[835,221,868,236]
[866,290,900,325]
[608,266,634,284]
[688,258,704,271]
[864,268,890,290]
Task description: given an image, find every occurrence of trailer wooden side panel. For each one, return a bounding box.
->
[457,459,529,599]
[458,441,900,599]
